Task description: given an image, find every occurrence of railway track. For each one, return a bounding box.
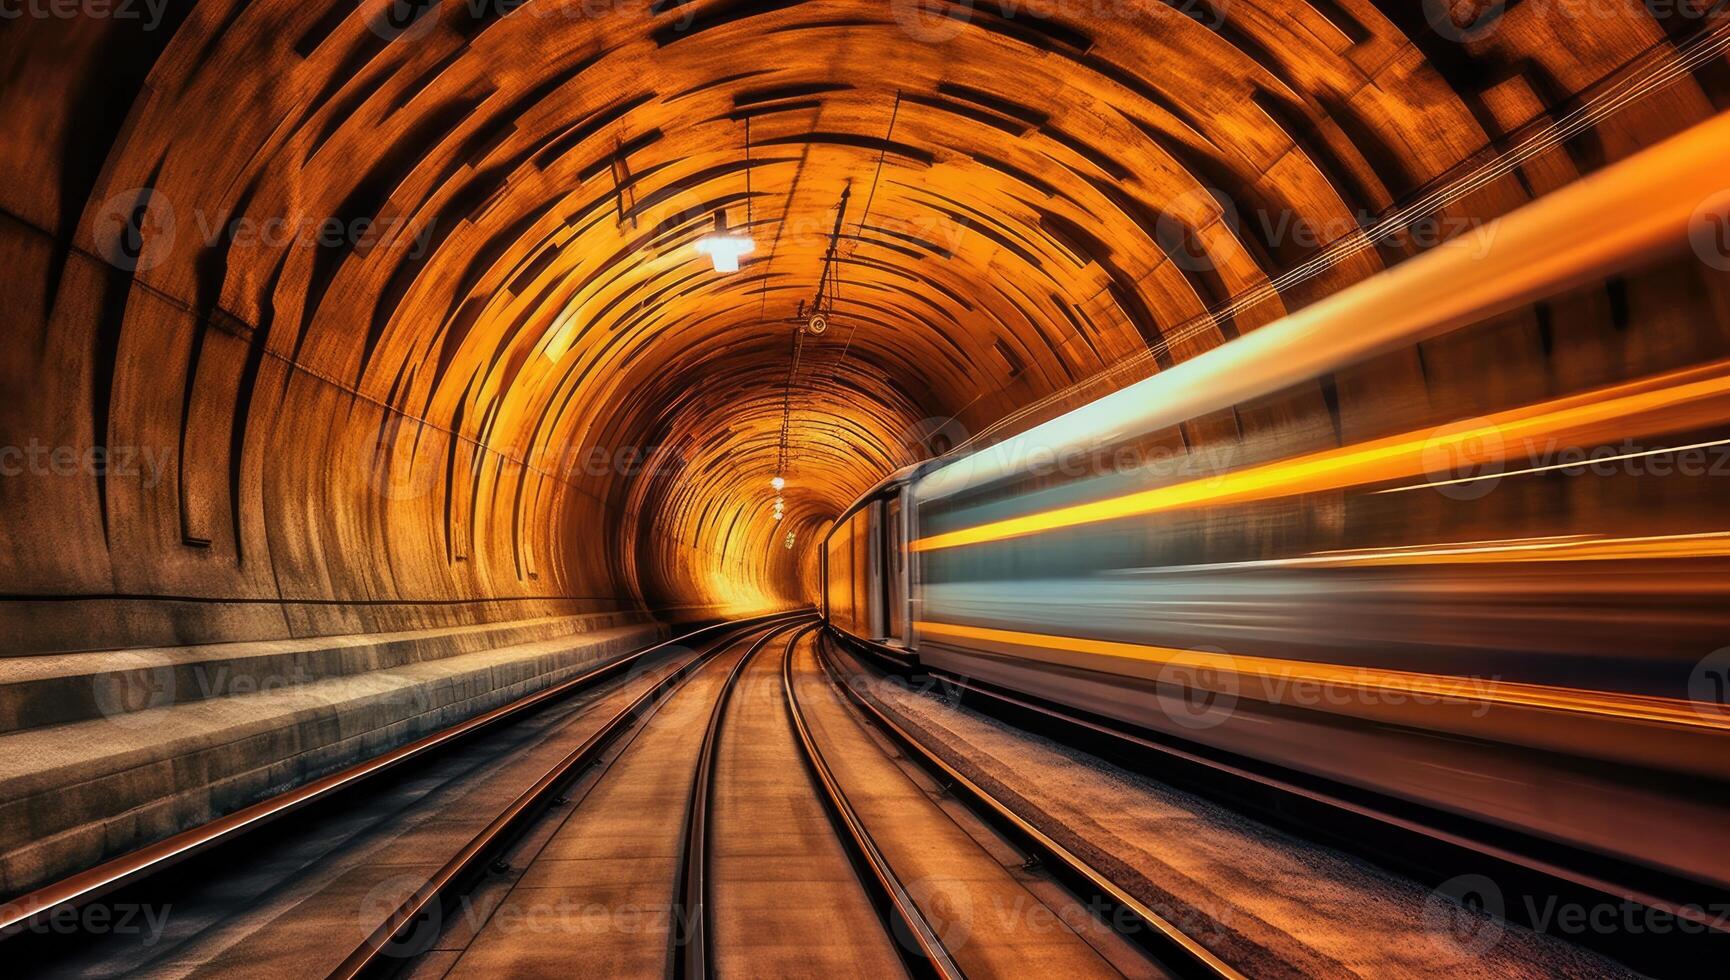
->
[670,622,796,979]
[782,624,963,979]
[419,624,957,973]
[775,627,1190,980]
[386,620,829,976]
[377,620,1216,977]
[0,614,798,975]
[803,631,1242,980]
[12,612,1559,978]
[824,630,1730,978]
[335,621,808,978]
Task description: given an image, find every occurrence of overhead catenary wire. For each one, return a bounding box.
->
[832,92,903,380]
[777,185,855,483]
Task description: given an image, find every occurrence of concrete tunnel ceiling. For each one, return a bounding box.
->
[3,0,1726,651]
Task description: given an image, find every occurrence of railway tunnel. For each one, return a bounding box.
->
[4,1,1730,976]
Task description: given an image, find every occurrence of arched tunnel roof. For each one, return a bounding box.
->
[1,0,1723,649]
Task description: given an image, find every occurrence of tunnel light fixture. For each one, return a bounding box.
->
[771,476,785,491]
[695,211,753,273]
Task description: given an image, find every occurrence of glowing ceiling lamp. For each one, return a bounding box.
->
[770,476,786,492]
[694,211,754,273]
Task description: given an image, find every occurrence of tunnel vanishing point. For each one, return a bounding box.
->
[4,1,1730,977]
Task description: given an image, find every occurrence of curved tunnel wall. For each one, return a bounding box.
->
[1,1,1727,655]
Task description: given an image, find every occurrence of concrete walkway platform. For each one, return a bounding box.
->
[0,613,665,898]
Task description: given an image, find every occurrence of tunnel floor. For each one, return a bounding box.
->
[1,622,1664,978]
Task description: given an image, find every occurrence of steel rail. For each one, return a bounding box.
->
[781,626,965,980]
[816,634,1244,980]
[671,620,810,980]
[0,613,801,942]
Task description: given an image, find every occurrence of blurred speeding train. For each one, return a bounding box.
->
[823,112,1730,896]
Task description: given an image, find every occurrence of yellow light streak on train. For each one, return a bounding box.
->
[911,358,1730,553]
[913,621,1730,732]
[1378,435,1730,496]
[1105,531,1730,575]
[1302,530,1730,566]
